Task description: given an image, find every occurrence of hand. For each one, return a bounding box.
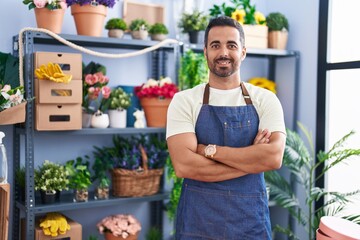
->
[197,144,206,155]
[253,129,271,145]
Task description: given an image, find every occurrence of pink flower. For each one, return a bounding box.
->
[59,0,67,9]
[33,0,47,8]
[85,74,98,85]
[101,86,111,99]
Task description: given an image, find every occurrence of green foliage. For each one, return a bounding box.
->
[179,50,208,90]
[15,165,26,189]
[92,151,112,188]
[88,235,98,240]
[34,160,69,193]
[129,19,150,31]
[178,10,209,33]
[65,157,92,190]
[265,123,360,240]
[105,18,127,30]
[149,23,169,35]
[146,226,163,240]
[266,12,289,31]
[166,156,183,221]
[82,61,106,76]
[0,52,20,88]
[109,87,132,110]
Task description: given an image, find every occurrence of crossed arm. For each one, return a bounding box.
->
[167,129,286,182]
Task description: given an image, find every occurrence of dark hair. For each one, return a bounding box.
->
[204,16,245,48]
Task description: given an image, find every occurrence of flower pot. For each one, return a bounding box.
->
[82,111,92,128]
[140,97,171,127]
[268,30,288,50]
[151,34,167,41]
[109,109,127,128]
[188,31,199,44]
[108,29,124,38]
[40,190,56,204]
[131,30,149,40]
[91,111,109,128]
[104,231,139,240]
[94,186,109,200]
[71,4,107,37]
[74,189,88,202]
[34,8,65,34]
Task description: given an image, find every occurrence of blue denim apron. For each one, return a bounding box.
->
[175,83,271,240]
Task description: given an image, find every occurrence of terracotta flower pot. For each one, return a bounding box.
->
[34,8,65,34]
[140,97,171,127]
[104,231,139,240]
[71,4,107,37]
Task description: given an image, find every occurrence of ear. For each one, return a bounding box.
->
[241,48,247,61]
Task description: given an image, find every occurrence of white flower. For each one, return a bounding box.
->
[145,78,159,88]
[159,77,172,86]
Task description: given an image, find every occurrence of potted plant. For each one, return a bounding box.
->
[34,160,69,204]
[129,18,150,40]
[97,214,141,240]
[82,61,112,128]
[65,156,92,202]
[66,0,118,36]
[105,18,127,38]
[266,12,289,49]
[134,77,178,127]
[22,0,67,34]
[149,23,169,41]
[108,87,132,128]
[178,10,209,43]
[92,152,111,200]
[265,123,360,239]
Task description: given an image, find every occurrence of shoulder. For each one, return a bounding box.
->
[244,82,280,104]
[170,83,205,105]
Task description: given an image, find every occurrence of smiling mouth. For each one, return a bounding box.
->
[216,59,231,65]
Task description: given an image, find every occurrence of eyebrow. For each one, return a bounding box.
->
[209,40,239,46]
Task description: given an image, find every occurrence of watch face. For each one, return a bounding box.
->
[205,145,216,156]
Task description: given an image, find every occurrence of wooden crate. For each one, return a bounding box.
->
[0,184,10,240]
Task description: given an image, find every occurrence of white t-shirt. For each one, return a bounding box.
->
[166,82,286,139]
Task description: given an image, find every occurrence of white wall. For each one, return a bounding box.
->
[0,0,319,239]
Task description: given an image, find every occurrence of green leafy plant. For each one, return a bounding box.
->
[129,18,150,31]
[178,10,209,33]
[146,226,162,240]
[105,18,127,30]
[266,12,289,32]
[23,0,66,10]
[265,123,360,240]
[65,157,92,190]
[149,23,169,35]
[92,153,111,188]
[34,160,69,194]
[179,49,208,90]
[109,87,132,110]
[166,156,183,222]
[15,165,26,189]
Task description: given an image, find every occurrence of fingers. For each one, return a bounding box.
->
[253,129,271,145]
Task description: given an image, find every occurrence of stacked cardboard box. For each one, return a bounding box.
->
[34,52,82,131]
[243,25,268,49]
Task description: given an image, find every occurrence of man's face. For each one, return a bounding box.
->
[204,26,245,78]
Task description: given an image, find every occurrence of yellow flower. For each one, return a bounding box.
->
[231,9,246,24]
[254,11,266,25]
[248,77,276,94]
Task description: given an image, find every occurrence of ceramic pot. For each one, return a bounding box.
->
[104,231,139,240]
[82,111,92,128]
[268,30,288,50]
[108,109,127,128]
[34,8,65,34]
[71,4,107,37]
[91,111,109,128]
[131,30,148,40]
[140,97,171,127]
[108,29,124,38]
[151,34,167,41]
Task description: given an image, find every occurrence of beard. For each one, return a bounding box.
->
[206,55,239,78]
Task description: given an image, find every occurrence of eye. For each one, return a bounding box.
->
[228,44,238,49]
[210,44,220,49]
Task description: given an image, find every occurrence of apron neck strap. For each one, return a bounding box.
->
[203,82,253,105]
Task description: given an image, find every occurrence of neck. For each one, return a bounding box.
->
[209,73,241,90]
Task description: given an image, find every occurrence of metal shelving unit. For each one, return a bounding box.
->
[12,31,178,240]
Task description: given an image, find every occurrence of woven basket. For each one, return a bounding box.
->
[111,145,163,197]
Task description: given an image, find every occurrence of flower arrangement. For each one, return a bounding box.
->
[65,0,117,8]
[97,214,141,238]
[248,77,276,94]
[0,84,25,112]
[109,87,132,110]
[178,10,209,33]
[23,0,67,10]
[34,160,69,194]
[209,0,266,25]
[134,77,178,99]
[82,62,112,114]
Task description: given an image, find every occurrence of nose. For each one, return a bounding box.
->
[219,46,229,58]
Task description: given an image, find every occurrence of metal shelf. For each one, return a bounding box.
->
[16,191,169,214]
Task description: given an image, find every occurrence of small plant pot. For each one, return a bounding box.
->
[108,29,124,38]
[74,189,88,202]
[94,186,109,200]
[131,30,148,40]
[91,111,109,128]
[151,34,167,41]
[40,190,56,204]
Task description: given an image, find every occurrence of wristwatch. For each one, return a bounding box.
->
[204,144,217,158]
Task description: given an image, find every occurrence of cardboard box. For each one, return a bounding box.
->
[243,25,268,49]
[21,217,82,240]
[35,78,83,104]
[34,52,82,80]
[35,104,82,131]
[123,0,165,25]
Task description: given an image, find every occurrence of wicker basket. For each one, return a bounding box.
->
[111,145,163,197]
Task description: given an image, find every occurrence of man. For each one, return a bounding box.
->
[166,16,286,239]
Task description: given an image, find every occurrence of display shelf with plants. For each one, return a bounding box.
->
[12,30,177,240]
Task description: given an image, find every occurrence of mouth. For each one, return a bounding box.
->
[215,58,231,66]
